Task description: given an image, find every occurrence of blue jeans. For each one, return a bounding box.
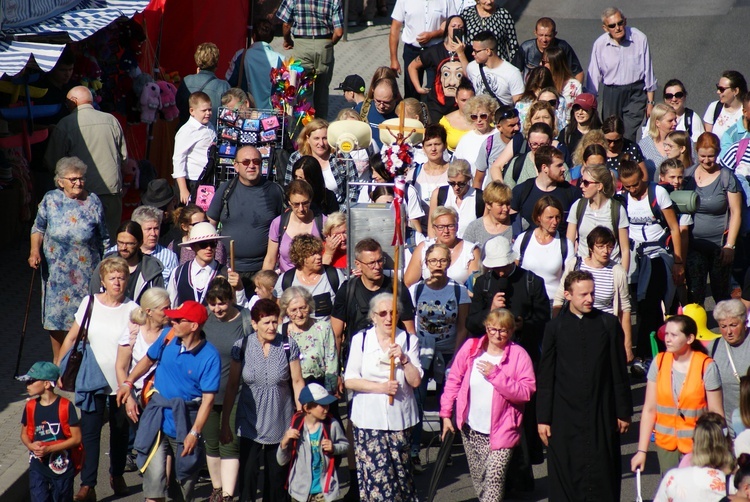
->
[80,394,129,486]
[28,459,74,502]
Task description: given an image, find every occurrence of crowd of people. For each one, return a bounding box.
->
[16,2,750,502]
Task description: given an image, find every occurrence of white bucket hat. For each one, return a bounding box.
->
[482,235,516,268]
[179,222,230,247]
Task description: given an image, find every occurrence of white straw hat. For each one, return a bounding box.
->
[179,222,230,247]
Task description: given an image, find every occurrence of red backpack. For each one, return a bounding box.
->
[25,397,84,475]
[286,410,336,493]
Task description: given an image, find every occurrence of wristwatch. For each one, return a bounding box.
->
[189,430,201,439]
[646,100,655,105]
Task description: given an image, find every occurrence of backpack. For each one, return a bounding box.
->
[286,410,336,492]
[219,177,284,221]
[278,210,325,242]
[435,185,485,218]
[518,230,568,267]
[240,329,292,364]
[620,183,673,253]
[507,152,530,184]
[712,102,724,126]
[25,397,84,475]
[684,108,694,138]
[575,197,622,236]
[141,327,176,406]
[281,265,340,292]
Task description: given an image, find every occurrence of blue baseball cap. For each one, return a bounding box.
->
[17,361,59,382]
[299,383,337,406]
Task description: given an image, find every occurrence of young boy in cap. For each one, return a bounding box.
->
[277,383,349,502]
[336,75,366,107]
[19,361,82,501]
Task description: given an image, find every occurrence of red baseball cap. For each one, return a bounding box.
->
[164,301,208,325]
[573,93,598,111]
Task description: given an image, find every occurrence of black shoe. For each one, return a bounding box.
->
[411,453,426,474]
[124,454,138,472]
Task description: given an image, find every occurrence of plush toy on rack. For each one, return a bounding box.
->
[157,81,179,121]
[140,82,161,124]
[73,54,103,105]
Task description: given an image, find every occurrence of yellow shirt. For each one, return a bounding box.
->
[439,115,471,153]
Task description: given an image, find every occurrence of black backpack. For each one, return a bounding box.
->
[435,185,485,218]
[518,230,568,268]
[620,182,672,252]
[575,197,622,235]
[278,210,325,241]
[281,265,340,292]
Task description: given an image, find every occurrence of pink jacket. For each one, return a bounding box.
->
[440,336,536,449]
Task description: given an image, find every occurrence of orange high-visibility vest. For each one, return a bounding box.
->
[654,351,711,453]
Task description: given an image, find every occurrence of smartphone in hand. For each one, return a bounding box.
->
[452,28,464,44]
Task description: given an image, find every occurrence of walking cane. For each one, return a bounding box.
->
[14,268,36,378]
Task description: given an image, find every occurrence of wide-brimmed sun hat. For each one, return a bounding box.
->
[179,222,230,247]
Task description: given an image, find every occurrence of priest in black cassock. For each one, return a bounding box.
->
[537,270,632,501]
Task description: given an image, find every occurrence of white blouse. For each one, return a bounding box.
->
[345,328,423,431]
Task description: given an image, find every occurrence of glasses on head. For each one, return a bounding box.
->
[357,257,384,268]
[290,200,311,209]
[448,180,469,189]
[543,99,558,108]
[716,84,730,93]
[433,223,457,232]
[374,310,394,318]
[580,179,600,188]
[470,113,489,121]
[197,240,218,249]
[486,326,510,335]
[496,109,519,122]
[605,19,625,29]
[236,158,262,166]
[117,240,138,248]
[664,92,685,100]
[62,176,86,184]
[426,258,450,266]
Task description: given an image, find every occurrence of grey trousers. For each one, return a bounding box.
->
[600,80,647,142]
[292,38,335,121]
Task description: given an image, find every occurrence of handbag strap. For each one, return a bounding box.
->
[478,64,500,102]
[75,295,95,347]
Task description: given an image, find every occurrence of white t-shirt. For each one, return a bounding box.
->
[466,60,525,106]
[409,280,471,353]
[626,184,673,256]
[118,326,161,390]
[443,187,481,239]
[391,0,454,47]
[567,198,629,261]
[75,296,138,395]
[413,167,449,206]
[513,232,574,298]
[467,351,503,433]
[322,167,338,193]
[704,100,743,140]
[453,130,493,172]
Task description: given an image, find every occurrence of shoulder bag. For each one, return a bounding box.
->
[60,296,94,391]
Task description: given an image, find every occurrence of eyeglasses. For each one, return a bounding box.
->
[290,200,311,208]
[62,176,86,184]
[374,97,394,107]
[543,99,558,108]
[470,113,489,121]
[605,19,625,29]
[664,92,685,100]
[287,305,310,315]
[236,158,262,166]
[374,310,394,318]
[716,84,730,93]
[426,258,450,266]
[663,142,675,150]
[448,180,469,189]
[357,257,384,268]
[528,141,550,149]
[197,240,218,249]
[486,326,510,335]
[471,47,490,54]
[594,243,615,251]
[116,240,139,248]
[496,109,519,122]
[433,224,457,232]
[580,179,600,188]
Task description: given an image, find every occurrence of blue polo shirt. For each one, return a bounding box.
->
[148,328,221,438]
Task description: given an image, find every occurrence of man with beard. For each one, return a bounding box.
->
[537,270,632,501]
[89,221,164,303]
[510,145,581,234]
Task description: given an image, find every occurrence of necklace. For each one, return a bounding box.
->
[298,270,321,285]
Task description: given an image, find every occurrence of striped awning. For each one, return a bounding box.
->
[0,0,150,78]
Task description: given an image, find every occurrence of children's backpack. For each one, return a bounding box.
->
[25,397,84,475]
[286,410,336,492]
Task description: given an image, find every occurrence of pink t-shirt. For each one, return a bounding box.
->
[268,214,325,272]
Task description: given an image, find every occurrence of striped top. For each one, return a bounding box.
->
[580,262,615,314]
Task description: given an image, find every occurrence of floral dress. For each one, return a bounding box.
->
[32,189,109,330]
[285,318,338,392]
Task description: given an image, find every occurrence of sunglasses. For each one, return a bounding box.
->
[543,99,558,108]
[470,113,489,121]
[290,200,311,208]
[448,180,469,188]
[606,136,623,144]
[197,240,218,249]
[716,84,730,93]
[580,179,600,188]
[374,310,394,318]
[664,92,685,100]
[605,20,625,29]
[236,158,262,166]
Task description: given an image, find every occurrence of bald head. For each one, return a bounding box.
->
[67,86,94,107]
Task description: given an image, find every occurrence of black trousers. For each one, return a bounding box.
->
[600,80,647,142]
[80,394,130,487]
[238,438,289,502]
[402,44,436,100]
[635,256,668,359]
